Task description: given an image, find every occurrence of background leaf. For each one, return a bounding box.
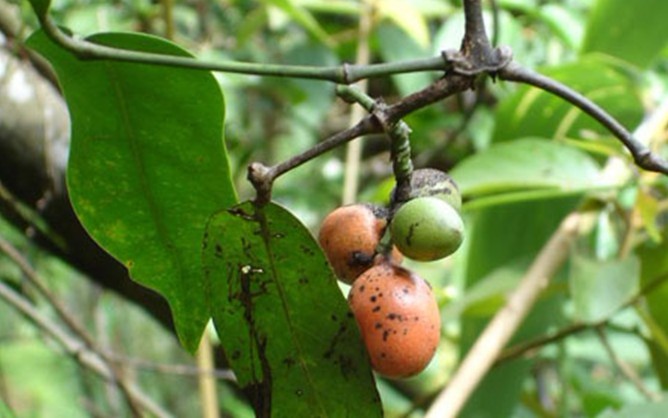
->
[203,201,381,418]
[451,138,605,200]
[569,255,640,324]
[597,398,668,418]
[581,0,668,68]
[26,30,237,352]
[493,56,643,145]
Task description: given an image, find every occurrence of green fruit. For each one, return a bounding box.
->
[390,196,464,261]
[393,168,462,212]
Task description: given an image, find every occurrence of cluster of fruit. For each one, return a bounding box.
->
[318,169,464,379]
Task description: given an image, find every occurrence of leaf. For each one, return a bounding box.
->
[264,0,333,46]
[581,0,668,68]
[376,23,433,97]
[27,0,50,18]
[638,235,668,387]
[203,201,382,418]
[451,138,604,199]
[377,0,430,48]
[493,56,643,144]
[597,398,668,418]
[569,255,639,323]
[26,30,237,352]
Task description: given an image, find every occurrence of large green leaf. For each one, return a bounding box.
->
[203,201,381,418]
[581,0,668,68]
[494,56,643,145]
[450,138,606,208]
[26,30,237,352]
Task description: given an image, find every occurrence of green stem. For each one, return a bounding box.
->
[39,15,447,83]
[388,121,414,204]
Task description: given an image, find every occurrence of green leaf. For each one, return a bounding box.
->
[597,398,668,418]
[569,255,639,323]
[582,0,668,68]
[203,201,382,418]
[377,0,430,48]
[26,30,237,352]
[638,235,668,388]
[376,23,433,97]
[264,0,333,46]
[451,138,604,199]
[494,56,643,144]
[27,0,50,18]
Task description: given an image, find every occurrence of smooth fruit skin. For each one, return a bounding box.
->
[318,204,387,284]
[393,168,462,212]
[348,263,440,379]
[391,196,464,261]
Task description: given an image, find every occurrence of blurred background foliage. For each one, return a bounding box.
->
[3,0,668,416]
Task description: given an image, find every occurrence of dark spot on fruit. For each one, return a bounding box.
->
[403,328,408,335]
[383,330,390,341]
[387,313,397,320]
[381,353,387,358]
[372,306,381,312]
[359,285,366,292]
[375,323,382,329]
[370,296,377,302]
[403,287,409,294]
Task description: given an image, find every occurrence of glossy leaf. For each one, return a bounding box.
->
[26,30,237,352]
[203,201,381,418]
[494,57,643,144]
[451,138,604,198]
[569,255,639,323]
[581,0,668,68]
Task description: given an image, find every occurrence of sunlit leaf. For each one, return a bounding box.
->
[377,0,430,48]
[26,30,237,352]
[203,201,382,418]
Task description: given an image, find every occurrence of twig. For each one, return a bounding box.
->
[595,327,662,402]
[424,213,581,418]
[499,62,668,176]
[497,272,668,365]
[34,13,447,84]
[0,277,172,417]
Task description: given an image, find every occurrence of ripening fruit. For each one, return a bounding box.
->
[318,204,391,284]
[348,262,440,379]
[391,196,464,261]
[393,168,462,212]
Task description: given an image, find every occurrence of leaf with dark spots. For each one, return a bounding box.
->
[204,201,381,417]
